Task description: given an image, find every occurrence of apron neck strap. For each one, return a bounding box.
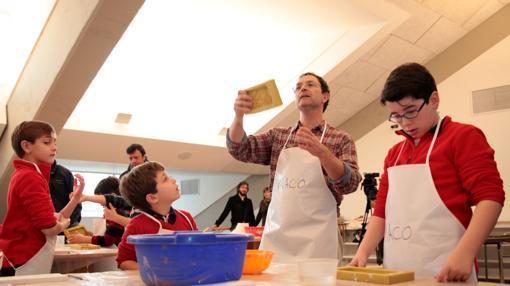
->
[23,160,42,174]
[393,140,406,167]
[283,121,328,148]
[393,117,443,166]
[425,117,443,165]
[140,211,163,232]
[174,209,194,230]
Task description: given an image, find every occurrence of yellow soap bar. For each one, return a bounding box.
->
[337,266,414,284]
[63,225,88,239]
[246,79,282,114]
[68,243,100,250]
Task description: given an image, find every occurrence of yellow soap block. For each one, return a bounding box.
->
[68,243,101,250]
[246,79,282,114]
[337,266,414,284]
[63,224,88,239]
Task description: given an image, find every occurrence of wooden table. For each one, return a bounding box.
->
[52,245,118,274]
[483,235,510,283]
[10,266,505,285]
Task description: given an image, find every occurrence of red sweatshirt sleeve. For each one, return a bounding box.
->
[451,125,504,205]
[19,176,57,229]
[116,216,159,267]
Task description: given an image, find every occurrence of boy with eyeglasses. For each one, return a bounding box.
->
[350,63,504,282]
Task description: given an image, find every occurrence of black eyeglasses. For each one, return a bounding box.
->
[388,101,427,123]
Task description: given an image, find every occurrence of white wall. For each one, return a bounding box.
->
[171,171,248,216]
[342,34,510,222]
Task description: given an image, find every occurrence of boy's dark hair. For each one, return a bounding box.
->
[94,176,120,196]
[126,143,146,156]
[262,186,270,193]
[120,161,164,212]
[300,72,330,112]
[380,63,437,105]
[11,120,55,158]
[236,181,249,194]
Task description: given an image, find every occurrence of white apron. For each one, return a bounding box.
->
[0,162,57,276]
[260,124,338,262]
[384,118,476,281]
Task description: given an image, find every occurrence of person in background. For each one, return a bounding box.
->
[116,162,198,270]
[350,63,505,282]
[119,143,148,179]
[0,121,84,276]
[50,160,82,227]
[214,181,256,231]
[228,72,361,261]
[69,177,130,247]
[255,187,271,226]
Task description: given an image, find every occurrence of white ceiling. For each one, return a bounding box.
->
[64,0,391,147]
[2,0,508,175]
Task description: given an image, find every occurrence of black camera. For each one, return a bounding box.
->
[362,172,379,201]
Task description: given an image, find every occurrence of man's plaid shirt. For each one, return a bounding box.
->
[227,121,361,207]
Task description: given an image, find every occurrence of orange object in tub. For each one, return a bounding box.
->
[242,249,273,274]
[244,226,264,237]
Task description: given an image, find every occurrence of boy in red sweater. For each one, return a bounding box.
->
[0,121,84,276]
[350,63,505,282]
[116,161,198,270]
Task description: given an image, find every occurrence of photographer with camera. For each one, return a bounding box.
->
[350,63,504,282]
[357,173,383,265]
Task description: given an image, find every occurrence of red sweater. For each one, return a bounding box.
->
[0,160,57,267]
[374,116,505,228]
[116,210,197,267]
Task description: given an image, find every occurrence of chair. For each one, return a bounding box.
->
[483,235,510,283]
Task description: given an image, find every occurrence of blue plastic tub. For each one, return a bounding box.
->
[127,232,253,286]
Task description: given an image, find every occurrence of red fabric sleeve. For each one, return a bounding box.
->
[451,125,504,205]
[19,175,56,229]
[116,216,159,267]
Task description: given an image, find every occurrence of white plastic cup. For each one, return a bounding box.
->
[298,258,338,286]
[56,235,66,246]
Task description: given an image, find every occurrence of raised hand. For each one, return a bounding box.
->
[234,90,253,117]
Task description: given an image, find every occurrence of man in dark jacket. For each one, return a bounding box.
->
[214,181,255,230]
[119,143,148,178]
[49,160,82,227]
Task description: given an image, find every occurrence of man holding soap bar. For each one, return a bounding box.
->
[227,73,361,262]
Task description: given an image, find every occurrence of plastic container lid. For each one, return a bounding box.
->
[128,231,252,245]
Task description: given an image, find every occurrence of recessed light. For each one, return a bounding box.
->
[177,151,192,160]
[115,113,132,124]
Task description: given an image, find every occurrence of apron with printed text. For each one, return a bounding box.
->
[384,117,476,281]
[260,124,338,262]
